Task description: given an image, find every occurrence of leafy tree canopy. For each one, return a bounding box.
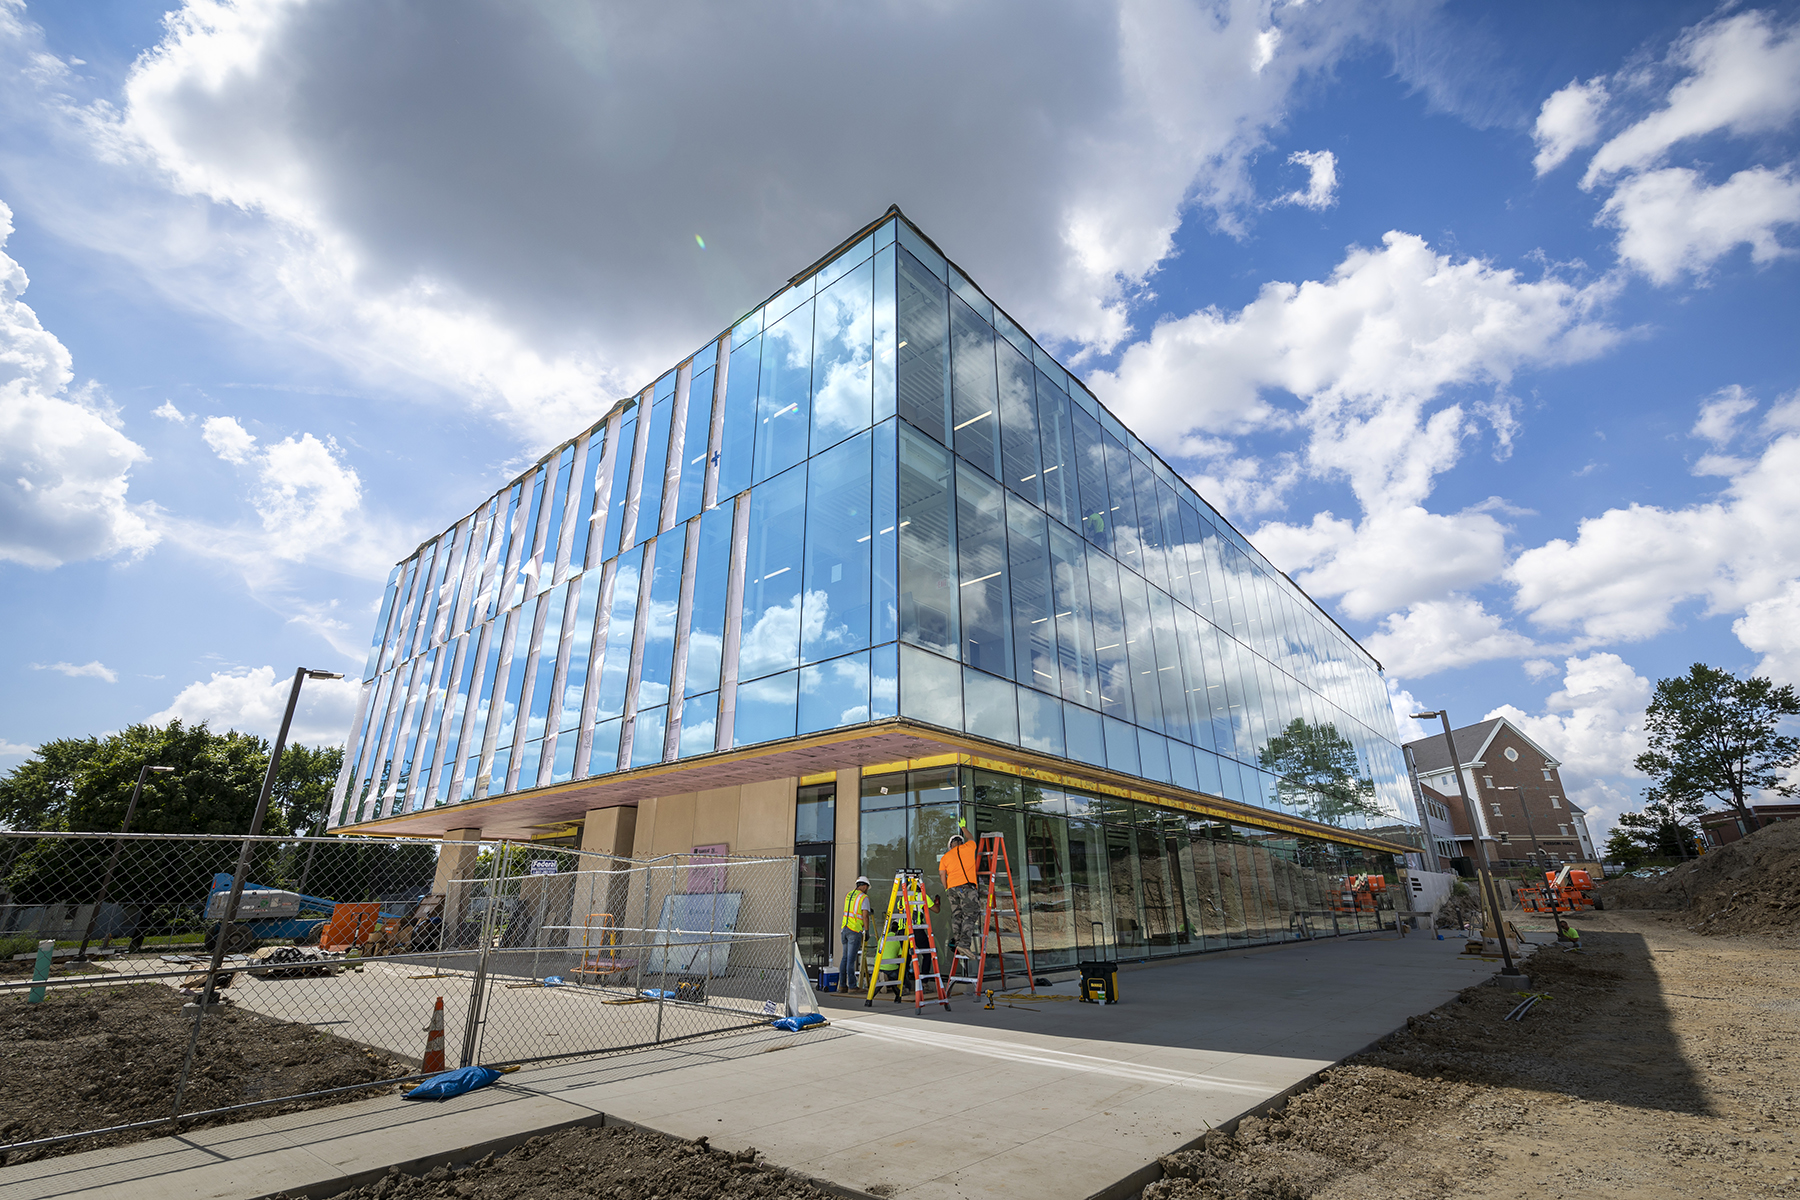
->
[1634,663,1799,834]
[0,720,341,836]
[1611,786,1706,861]
[1259,718,1384,826]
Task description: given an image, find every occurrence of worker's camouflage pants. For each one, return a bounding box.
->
[947,884,982,950]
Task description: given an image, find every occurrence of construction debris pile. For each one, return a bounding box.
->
[0,983,411,1163]
[276,1125,836,1200]
[1604,819,1800,934]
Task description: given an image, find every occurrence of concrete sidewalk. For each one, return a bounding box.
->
[0,932,1508,1200]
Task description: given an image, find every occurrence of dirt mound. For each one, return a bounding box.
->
[1605,819,1800,935]
[0,983,412,1163]
[275,1125,834,1200]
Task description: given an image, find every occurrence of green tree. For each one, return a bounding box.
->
[1259,718,1384,826]
[1602,825,1645,868]
[0,723,349,935]
[1612,786,1707,861]
[1634,664,1800,837]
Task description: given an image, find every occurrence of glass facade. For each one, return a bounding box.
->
[333,213,1411,850]
[858,766,1398,968]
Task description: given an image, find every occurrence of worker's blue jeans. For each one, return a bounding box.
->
[838,928,863,991]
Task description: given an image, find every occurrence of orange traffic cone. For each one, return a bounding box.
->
[422,996,446,1074]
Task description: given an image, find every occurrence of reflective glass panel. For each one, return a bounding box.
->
[631,706,667,768]
[539,447,574,593]
[1005,493,1057,695]
[955,462,1010,676]
[684,504,734,697]
[734,668,798,746]
[558,573,602,735]
[524,581,568,743]
[897,248,950,443]
[1119,571,1164,734]
[873,246,897,422]
[900,644,961,728]
[963,668,1018,744]
[1017,688,1065,756]
[678,692,718,758]
[802,429,873,663]
[737,464,808,681]
[799,649,872,734]
[810,258,873,454]
[675,359,715,524]
[949,296,999,476]
[600,406,638,560]
[718,338,758,500]
[898,425,958,656]
[1087,553,1131,722]
[636,396,675,546]
[1071,407,1110,550]
[594,546,643,724]
[755,302,812,483]
[636,534,683,709]
[997,337,1040,504]
[873,418,899,645]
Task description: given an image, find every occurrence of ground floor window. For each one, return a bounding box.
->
[857,766,1397,969]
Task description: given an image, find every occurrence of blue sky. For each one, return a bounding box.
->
[2,1,1797,844]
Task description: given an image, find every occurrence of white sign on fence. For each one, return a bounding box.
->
[529,859,558,876]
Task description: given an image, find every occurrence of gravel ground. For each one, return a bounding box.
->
[272,1125,836,1200]
[0,982,414,1165]
[1141,911,1800,1199]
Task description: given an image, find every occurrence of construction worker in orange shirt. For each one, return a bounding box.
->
[938,831,981,982]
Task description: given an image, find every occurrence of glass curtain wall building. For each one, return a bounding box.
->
[333,209,1415,968]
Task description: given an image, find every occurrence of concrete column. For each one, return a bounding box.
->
[434,828,483,946]
[574,806,639,958]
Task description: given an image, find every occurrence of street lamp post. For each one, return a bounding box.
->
[174,667,344,1119]
[1411,710,1522,978]
[77,763,175,961]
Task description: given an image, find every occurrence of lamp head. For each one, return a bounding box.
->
[1409,712,1441,720]
[148,766,174,773]
[306,670,345,681]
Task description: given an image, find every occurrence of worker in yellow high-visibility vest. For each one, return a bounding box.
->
[837,876,871,992]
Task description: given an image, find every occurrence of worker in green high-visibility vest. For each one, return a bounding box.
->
[837,876,871,992]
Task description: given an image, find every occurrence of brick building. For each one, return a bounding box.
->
[1701,803,1800,848]
[1403,718,1594,866]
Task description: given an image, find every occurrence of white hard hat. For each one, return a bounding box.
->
[855,876,870,887]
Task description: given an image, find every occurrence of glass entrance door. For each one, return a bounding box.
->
[796,844,833,975]
[795,782,837,978]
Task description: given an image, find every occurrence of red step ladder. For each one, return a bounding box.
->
[973,833,1034,996]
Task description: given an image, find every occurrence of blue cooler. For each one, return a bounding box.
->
[819,969,839,993]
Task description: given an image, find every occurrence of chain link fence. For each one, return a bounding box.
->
[0,831,801,1159]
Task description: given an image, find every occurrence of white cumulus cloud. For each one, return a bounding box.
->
[0,198,158,568]
[152,400,189,422]
[1601,165,1800,284]
[1532,78,1608,175]
[1734,581,1800,686]
[1363,596,1537,678]
[150,664,362,747]
[1582,10,1800,188]
[1276,149,1338,210]
[1508,389,1800,643]
[200,413,257,463]
[1487,653,1651,843]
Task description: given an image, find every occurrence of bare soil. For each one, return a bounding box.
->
[1143,911,1800,1199]
[1605,818,1800,934]
[0,982,414,1165]
[271,1125,835,1200]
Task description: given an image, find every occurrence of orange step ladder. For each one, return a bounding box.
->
[970,832,1034,997]
[864,869,952,1013]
